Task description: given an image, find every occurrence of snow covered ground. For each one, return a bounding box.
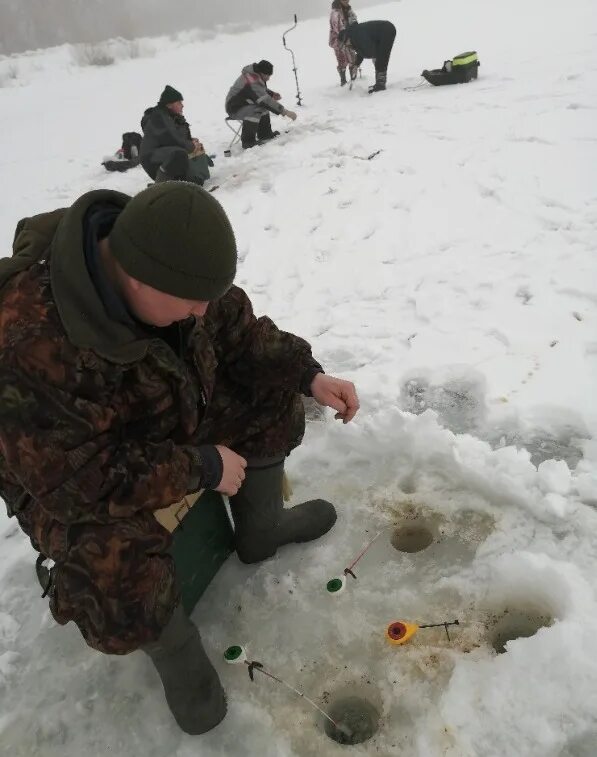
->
[1,0,597,755]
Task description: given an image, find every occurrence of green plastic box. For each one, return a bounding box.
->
[168,490,235,615]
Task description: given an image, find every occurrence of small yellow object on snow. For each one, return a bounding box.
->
[385,621,419,645]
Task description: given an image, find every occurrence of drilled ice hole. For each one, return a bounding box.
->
[489,608,554,654]
[324,695,380,746]
[391,520,434,553]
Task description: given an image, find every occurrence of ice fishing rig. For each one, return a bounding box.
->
[325,525,461,646]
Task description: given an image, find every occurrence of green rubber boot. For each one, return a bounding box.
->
[143,605,226,735]
[229,457,337,564]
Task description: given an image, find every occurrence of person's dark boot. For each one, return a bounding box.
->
[338,67,347,86]
[143,604,226,735]
[229,456,337,564]
[368,70,387,93]
[257,114,280,142]
[241,120,259,149]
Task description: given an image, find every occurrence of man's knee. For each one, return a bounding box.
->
[161,149,189,180]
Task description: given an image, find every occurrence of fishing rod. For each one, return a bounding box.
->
[224,645,352,738]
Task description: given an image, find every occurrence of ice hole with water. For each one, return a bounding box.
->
[324,695,380,746]
[488,608,554,654]
[391,520,435,553]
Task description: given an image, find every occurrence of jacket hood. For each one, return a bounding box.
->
[5,192,153,362]
[2,208,65,296]
[47,189,156,362]
[141,105,158,131]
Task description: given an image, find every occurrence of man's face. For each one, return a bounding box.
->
[127,279,209,326]
[167,100,184,115]
[262,73,271,82]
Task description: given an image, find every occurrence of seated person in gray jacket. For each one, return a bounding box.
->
[140,85,214,184]
[225,60,297,149]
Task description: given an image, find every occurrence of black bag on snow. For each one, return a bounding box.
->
[102,132,142,172]
[422,51,480,86]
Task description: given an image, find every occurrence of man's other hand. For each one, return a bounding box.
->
[214,445,247,495]
[310,374,360,424]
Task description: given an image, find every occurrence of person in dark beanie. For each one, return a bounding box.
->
[140,84,214,184]
[225,60,297,149]
[0,183,359,735]
[339,20,397,92]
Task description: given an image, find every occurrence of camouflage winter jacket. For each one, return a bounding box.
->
[0,190,320,544]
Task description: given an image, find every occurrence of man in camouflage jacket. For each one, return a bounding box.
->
[0,182,359,734]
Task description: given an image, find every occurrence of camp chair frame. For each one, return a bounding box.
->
[224,118,242,157]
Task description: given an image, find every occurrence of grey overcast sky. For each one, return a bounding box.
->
[0,0,382,55]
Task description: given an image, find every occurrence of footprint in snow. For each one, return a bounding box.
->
[515,286,533,305]
[509,135,553,146]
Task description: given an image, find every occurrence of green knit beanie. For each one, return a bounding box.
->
[159,84,183,105]
[109,183,237,301]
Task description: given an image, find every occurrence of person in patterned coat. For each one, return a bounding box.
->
[329,0,359,86]
[0,183,359,735]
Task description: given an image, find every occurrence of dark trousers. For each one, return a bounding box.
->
[374,24,396,72]
[141,146,188,180]
[141,147,211,186]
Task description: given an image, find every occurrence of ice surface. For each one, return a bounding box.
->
[1,0,597,755]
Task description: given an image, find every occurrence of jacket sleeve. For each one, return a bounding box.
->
[0,360,211,522]
[206,286,323,395]
[247,74,285,115]
[146,110,194,152]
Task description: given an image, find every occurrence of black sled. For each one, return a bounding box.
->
[422,51,479,86]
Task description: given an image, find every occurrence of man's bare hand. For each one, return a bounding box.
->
[189,139,205,157]
[214,445,247,495]
[310,374,359,424]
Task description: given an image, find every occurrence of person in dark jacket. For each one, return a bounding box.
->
[225,60,297,149]
[339,20,397,93]
[0,182,359,735]
[140,84,214,184]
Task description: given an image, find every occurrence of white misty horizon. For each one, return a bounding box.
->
[0,0,380,55]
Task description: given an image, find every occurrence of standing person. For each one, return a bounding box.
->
[329,0,358,86]
[225,60,297,149]
[140,85,214,184]
[339,20,397,93]
[0,182,359,735]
